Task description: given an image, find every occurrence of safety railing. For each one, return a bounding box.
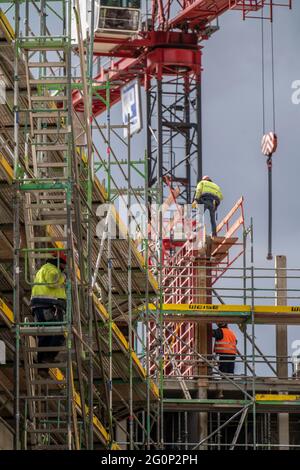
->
[229,0,292,22]
[149,262,300,378]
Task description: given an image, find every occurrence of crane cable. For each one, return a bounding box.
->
[261,7,276,133]
[261,5,277,260]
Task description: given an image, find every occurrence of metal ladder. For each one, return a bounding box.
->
[15,31,78,449]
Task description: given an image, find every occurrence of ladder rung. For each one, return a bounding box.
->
[23,46,66,51]
[40,210,68,216]
[34,412,68,418]
[21,395,66,400]
[19,38,68,51]
[26,203,67,209]
[25,346,66,352]
[20,326,67,335]
[28,253,68,260]
[27,428,68,433]
[31,96,68,102]
[39,212,68,219]
[33,129,69,135]
[37,194,66,199]
[35,146,68,152]
[30,362,67,369]
[36,162,68,167]
[28,62,66,68]
[30,379,67,386]
[29,78,68,85]
[30,236,68,243]
[33,445,69,450]
[32,111,68,118]
[27,219,67,226]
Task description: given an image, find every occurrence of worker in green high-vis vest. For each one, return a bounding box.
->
[31,253,67,364]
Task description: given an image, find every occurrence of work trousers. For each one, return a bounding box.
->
[199,194,219,236]
[31,303,65,363]
[218,354,236,374]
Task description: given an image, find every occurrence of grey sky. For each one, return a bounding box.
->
[200,5,300,372]
[202,6,299,265]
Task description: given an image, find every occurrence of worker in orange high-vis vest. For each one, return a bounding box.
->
[213,323,237,374]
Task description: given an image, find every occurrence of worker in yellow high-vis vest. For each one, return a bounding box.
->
[31,253,67,365]
[192,176,223,236]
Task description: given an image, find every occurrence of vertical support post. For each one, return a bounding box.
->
[127,119,134,450]
[184,75,191,203]
[106,82,114,447]
[157,74,164,448]
[13,191,20,450]
[13,0,20,450]
[87,0,95,447]
[194,242,210,449]
[196,73,202,182]
[275,255,289,450]
[243,228,248,449]
[144,148,151,450]
[250,218,256,450]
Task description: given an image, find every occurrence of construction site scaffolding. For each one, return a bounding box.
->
[0,0,298,450]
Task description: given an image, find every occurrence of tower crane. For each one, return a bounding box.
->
[73,0,292,207]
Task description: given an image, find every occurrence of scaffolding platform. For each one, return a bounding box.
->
[163,398,300,413]
[147,303,300,325]
[164,377,300,394]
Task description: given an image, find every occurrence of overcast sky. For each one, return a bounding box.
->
[198,4,300,372]
[202,5,299,265]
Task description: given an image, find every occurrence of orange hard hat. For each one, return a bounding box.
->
[202,175,212,181]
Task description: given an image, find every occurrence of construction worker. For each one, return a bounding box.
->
[30,252,67,364]
[192,176,223,236]
[213,322,237,374]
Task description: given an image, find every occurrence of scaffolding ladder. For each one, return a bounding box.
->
[13,0,84,450]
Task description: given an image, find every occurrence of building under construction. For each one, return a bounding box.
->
[0,0,299,451]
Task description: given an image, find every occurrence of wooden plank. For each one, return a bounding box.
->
[275,255,289,450]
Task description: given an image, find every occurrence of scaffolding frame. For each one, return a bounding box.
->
[0,0,299,451]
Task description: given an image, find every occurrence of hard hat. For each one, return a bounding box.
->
[202,175,212,181]
[50,251,67,265]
